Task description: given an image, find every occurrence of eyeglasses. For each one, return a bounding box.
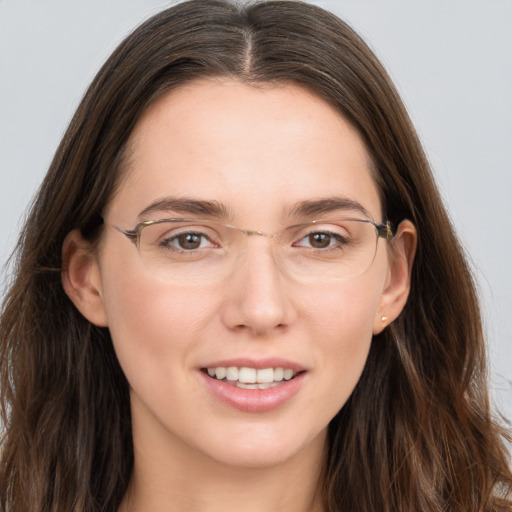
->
[109,217,395,284]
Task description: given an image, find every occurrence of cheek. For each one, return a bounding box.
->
[304,273,383,342]
[98,250,213,380]
[315,293,374,372]
[300,272,386,406]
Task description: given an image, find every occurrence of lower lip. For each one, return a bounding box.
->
[200,371,305,413]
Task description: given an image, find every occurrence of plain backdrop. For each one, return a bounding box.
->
[0,0,511,421]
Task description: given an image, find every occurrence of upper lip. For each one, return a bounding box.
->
[200,357,306,372]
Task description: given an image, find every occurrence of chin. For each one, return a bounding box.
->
[195,425,328,470]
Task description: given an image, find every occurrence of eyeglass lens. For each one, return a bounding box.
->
[132,218,382,284]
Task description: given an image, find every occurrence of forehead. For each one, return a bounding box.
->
[106,79,382,224]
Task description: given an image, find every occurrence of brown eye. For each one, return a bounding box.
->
[177,233,202,250]
[308,233,332,248]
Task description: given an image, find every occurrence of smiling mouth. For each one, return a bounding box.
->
[202,366,300,390]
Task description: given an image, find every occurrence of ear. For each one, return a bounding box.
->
[373,220,417,334]
[61,230,108,327]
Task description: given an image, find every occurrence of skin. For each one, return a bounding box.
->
[63,79,416,512]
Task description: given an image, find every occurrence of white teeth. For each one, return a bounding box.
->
[215,367,226,379]
[236,382,280,390]
[258,382,278,389]
[283,369,294,380]
[256,368,274,383]
[226,367,238,381]
[206,366,297,384]
[238,367,256,383]
[236,382,254,389]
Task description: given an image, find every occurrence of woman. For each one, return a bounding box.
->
[1,1,510,511]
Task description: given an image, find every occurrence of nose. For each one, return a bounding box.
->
[220,238,296,337]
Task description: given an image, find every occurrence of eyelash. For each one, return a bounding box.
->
[158,229,350,252]
[160,231,218,251]
[294,231,350,250]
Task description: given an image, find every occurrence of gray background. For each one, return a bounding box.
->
[1,0,511,421]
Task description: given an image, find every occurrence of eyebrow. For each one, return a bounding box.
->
[138,197,231,220]
[286,197,371,219]
[137,196,371,222]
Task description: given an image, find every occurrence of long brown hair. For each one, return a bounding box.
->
[1,1,510,511]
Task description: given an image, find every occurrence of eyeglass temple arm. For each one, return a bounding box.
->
[376,221,394,240]
[112,225,140,246]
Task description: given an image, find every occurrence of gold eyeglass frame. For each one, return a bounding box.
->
[111,217,395,249]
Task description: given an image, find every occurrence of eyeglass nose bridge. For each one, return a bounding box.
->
[228,227,285,266]
[235,227,282,251]
[240,228,279,238]
[228,228,290,281]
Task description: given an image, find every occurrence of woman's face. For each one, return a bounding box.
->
[72,80,408,469]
